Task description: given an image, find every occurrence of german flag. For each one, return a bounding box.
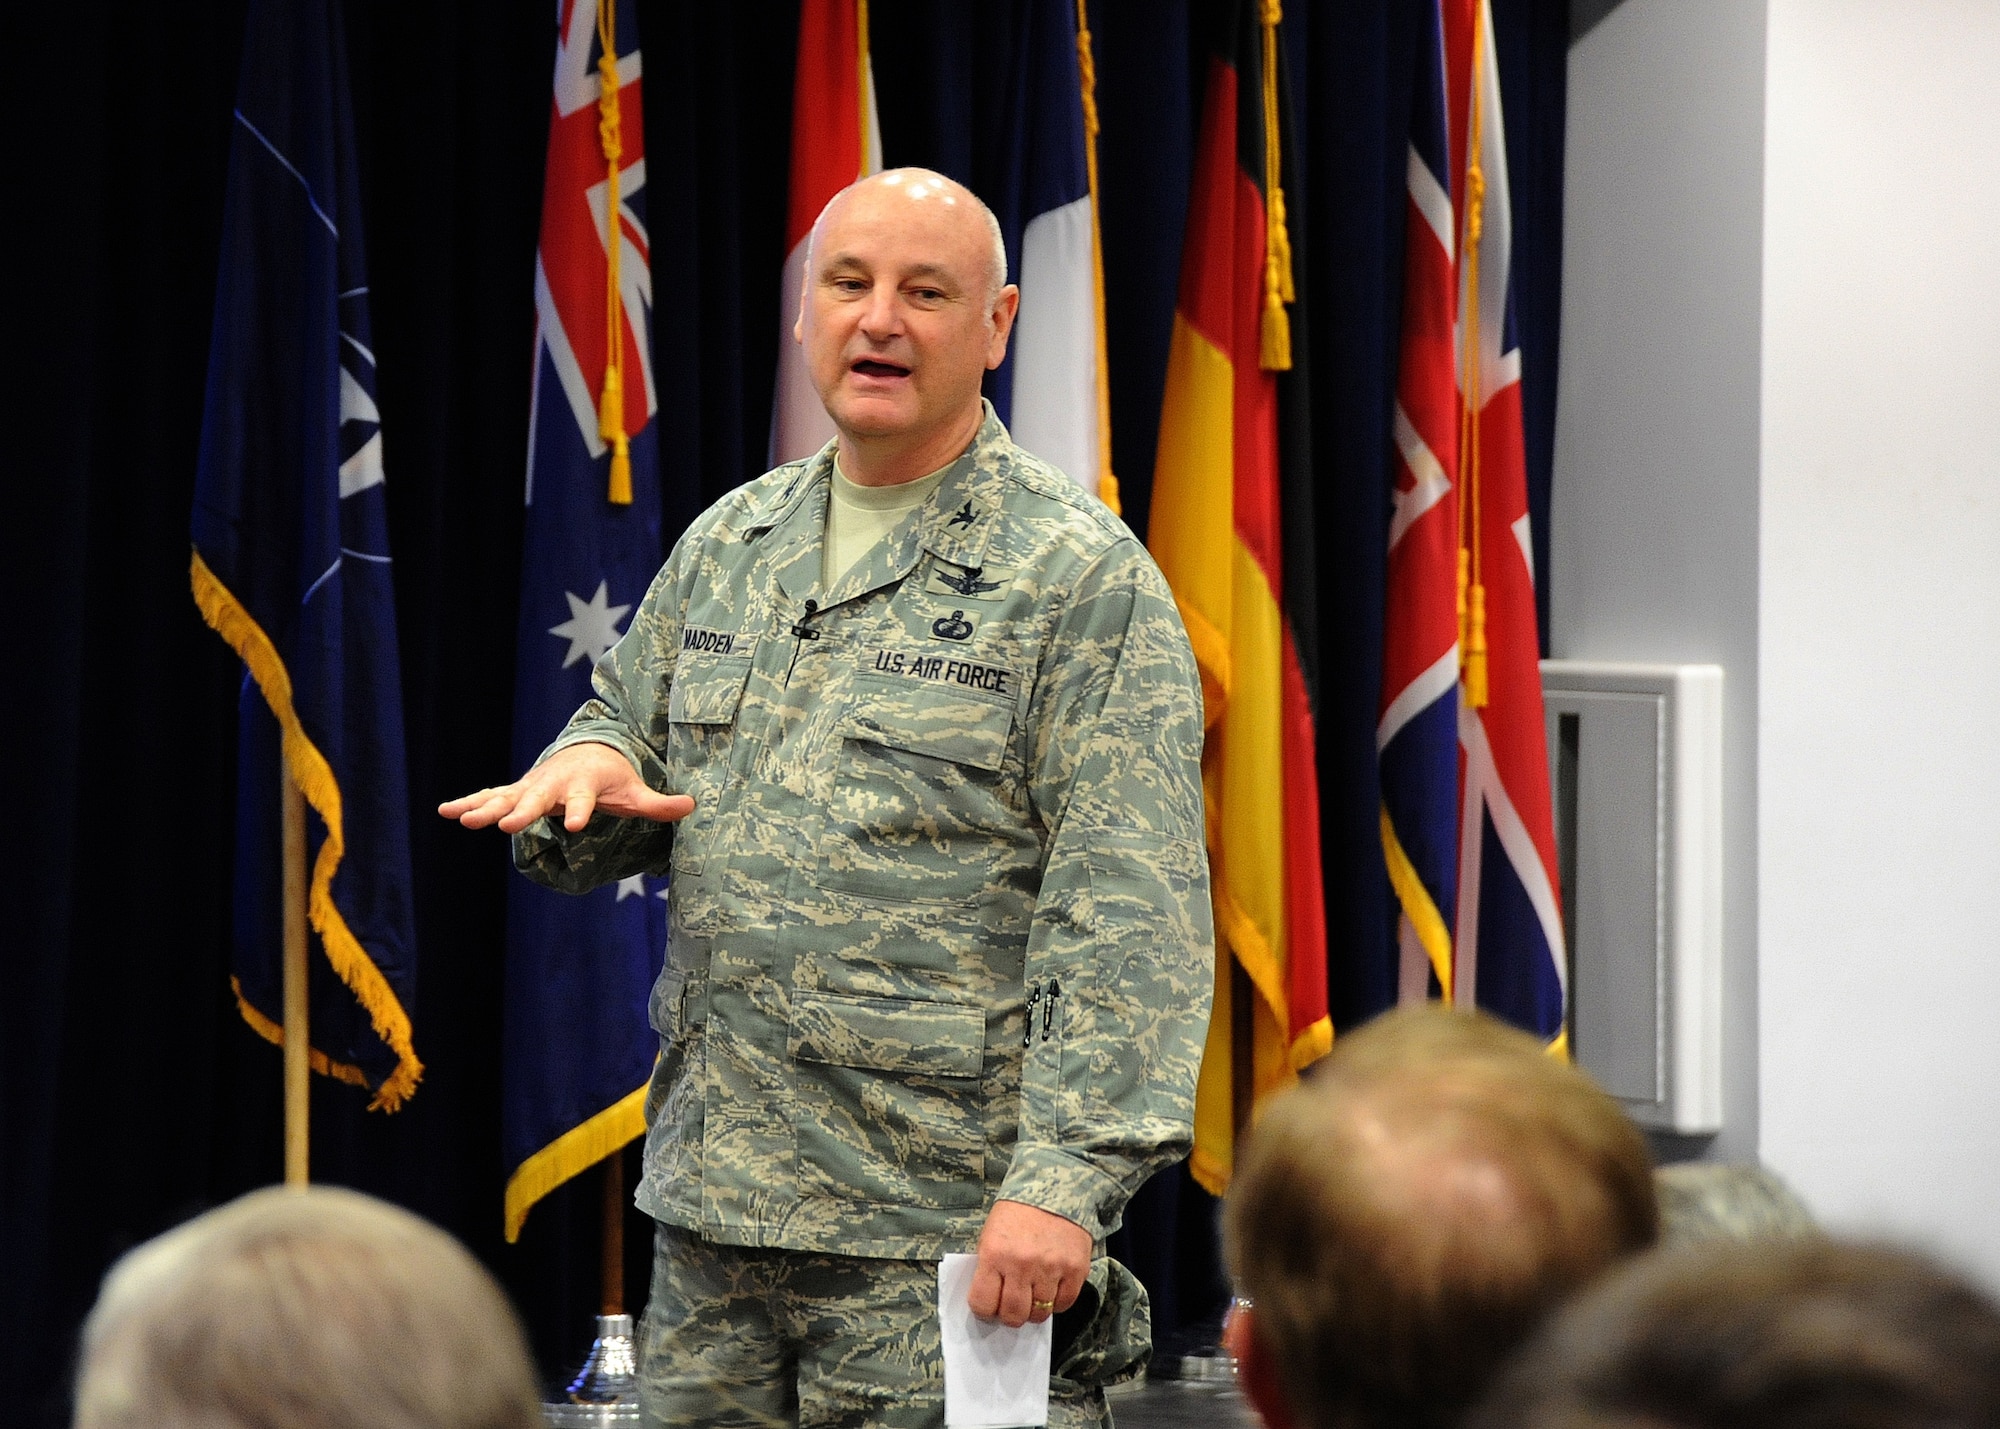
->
[1148,0,1329,1195]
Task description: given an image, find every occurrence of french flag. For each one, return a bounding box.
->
[770,0,881,466]
[989,0,1116,506]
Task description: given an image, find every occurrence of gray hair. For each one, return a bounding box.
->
[807,167,1011,309]
[1653,1162,1818,1248]
[74,1186,542,1429]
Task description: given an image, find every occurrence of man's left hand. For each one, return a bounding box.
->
[967,1199,1092,1328]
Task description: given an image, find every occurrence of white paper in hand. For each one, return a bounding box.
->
[938,1253,1053,1428]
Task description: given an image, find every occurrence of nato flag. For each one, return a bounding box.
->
[189,0,421,1109]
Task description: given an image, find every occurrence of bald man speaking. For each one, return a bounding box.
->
[443,171,1211,1427]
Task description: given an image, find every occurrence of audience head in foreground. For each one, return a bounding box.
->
[1652,1160,1817,1247]
[74,1185,541,1429]
[1223,1004,1658,1429]
[1471,1237,2000,1429]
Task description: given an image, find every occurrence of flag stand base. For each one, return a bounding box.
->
[543,1313,641,1427]
[1169,1351,1238,1382]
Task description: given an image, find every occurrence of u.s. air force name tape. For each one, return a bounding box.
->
[869,648,1016,697]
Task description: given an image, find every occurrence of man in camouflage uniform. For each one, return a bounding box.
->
[443,169,1211,1428]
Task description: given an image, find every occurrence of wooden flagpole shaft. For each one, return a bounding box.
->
[601,1147,626,1316]
[281,756,310,1187]
[1230,960,1253,1150]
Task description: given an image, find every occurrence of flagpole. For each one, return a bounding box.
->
[281,755,310,1187]
[548,1146,640,1411]
[1231,961,1253,1148]
[601,1147,625,1315]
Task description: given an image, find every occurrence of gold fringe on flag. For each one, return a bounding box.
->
[232,977,374,1090]
[191,551,424,1110]
[504,1080,650,1243]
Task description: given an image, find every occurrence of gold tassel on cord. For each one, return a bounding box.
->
[1464,544,1480,652]
[1257,0,1293,372]
[596,0,632,505]
[1259,204,1292,371]
[1464,581,1489,708]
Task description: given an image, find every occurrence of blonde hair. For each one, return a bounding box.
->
[74,1186,542,1429]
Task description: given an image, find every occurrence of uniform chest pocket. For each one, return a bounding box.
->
[815,669,1026,905]
[665,649,754,875]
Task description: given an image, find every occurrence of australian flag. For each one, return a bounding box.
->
[503,0,664,1242]
[189,0,421,1109]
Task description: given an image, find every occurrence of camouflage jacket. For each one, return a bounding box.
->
[514,407,1213,1259]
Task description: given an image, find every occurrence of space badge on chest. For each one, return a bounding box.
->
[923,562,1016,602]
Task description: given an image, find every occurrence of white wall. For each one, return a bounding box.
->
[1758,0,2000,1285]
[1554,0,1767,1165]
[1560,0,2000,1284]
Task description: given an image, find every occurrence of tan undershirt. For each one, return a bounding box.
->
[823,455,952,588]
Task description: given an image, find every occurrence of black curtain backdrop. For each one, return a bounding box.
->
[0,2,1564,1420]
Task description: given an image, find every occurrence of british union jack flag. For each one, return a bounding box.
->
[1382,0,1565,1045]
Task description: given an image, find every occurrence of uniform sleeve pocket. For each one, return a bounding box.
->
[1081,827,1207,941]
[788,991,986,1078]
[1061,827,1212,1127]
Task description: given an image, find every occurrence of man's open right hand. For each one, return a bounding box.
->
[437,742,694,835]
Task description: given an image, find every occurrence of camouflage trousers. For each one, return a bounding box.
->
[638,1223,1150,1429]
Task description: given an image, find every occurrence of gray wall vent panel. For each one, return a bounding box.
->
[1543,661,1723,1133]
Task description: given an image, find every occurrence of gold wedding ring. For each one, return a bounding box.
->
[1032,1298,1056,1311]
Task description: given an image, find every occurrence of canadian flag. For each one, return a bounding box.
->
[769,0,881,465]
